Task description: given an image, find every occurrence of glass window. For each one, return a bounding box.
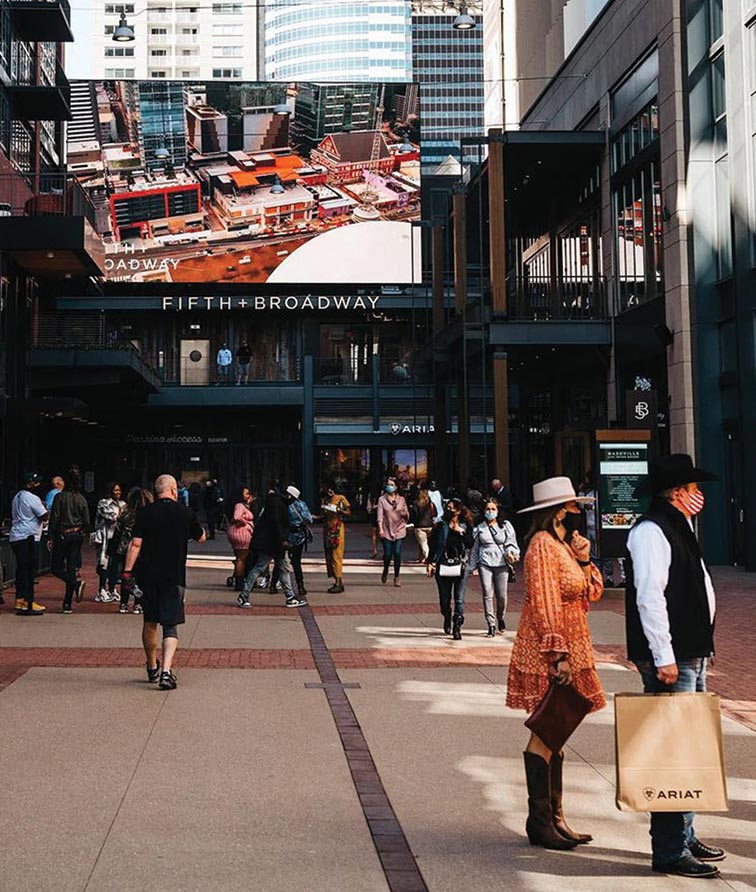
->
[708,0,724,44]
[715,156,733,278]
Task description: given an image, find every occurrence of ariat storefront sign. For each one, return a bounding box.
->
[161,295,381,311]
[388,423,434,436]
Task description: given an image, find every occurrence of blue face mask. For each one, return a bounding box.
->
[484,510,498,522]
[385,485,396,494]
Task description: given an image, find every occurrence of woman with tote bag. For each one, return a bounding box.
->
[426,498,474,640]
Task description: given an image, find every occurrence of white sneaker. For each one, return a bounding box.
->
[95,590,115,603]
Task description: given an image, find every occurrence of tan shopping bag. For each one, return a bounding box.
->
[615,692,728,812]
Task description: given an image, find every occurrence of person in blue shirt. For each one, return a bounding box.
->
[10,473,49,615]
[285,485,313,598]
[45,476,64,511]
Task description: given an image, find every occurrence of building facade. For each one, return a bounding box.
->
[411,1,484,171]
[78,0,260,81]
[263,0,412,83]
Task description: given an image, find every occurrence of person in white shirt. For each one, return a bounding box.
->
[625,453,723,880]
[10,472,49,615]
[216,343,233,385]
[427,480,444,525]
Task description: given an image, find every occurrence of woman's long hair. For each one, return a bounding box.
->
[416,482,430,509]
[444,498,473,527]
[125,486,153,515]
[228,485,250,511]
[524,504,563,548]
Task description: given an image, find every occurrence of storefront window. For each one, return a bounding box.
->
[318,447,371,509]
[382,449,429,489]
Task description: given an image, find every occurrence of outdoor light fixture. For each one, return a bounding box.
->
[270,175,285,195]
[273,103,289,115]
[154,145,170,159]
[452,3,476,30]
[112,10,135,42]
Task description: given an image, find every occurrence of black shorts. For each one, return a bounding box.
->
[140,580,186,626]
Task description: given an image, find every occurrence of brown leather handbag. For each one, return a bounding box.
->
[524,681,593,752]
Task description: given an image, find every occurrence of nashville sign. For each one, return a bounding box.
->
[161,295,382,311]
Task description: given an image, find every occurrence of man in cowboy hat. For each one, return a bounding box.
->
[625,453,723,879]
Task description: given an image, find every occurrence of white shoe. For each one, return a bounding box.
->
[95,590,115,603]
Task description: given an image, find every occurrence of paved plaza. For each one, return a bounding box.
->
[1,529,755,892]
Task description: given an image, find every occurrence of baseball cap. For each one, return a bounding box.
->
[24,472,42,485]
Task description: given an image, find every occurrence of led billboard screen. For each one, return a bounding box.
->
[67,80,421,285]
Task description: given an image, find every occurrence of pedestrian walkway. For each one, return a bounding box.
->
[1,528,754,891]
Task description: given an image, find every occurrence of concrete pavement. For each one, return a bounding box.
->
[1,527,754,891]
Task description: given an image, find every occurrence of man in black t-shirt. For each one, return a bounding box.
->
[122,474,205,690]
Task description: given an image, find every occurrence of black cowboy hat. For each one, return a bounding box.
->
[634,453,717,499]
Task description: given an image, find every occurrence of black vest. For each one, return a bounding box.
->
[625,498,714,663]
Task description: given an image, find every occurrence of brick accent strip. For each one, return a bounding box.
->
[298,604,429,892]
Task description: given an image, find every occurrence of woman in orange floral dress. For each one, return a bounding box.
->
[507,476,605,851]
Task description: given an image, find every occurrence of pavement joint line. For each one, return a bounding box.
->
[296,603,429,892]
[81,681,171,892]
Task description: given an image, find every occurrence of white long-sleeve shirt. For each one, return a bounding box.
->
[627,519,716,668]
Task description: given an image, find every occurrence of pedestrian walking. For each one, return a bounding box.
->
[507,476,604,850]
[216,342,233,384]
[93,482,125,603]
[366,487,381,558]
[121,474,205,690]
[428,480,444,524]
[377,478,409,587]
[411,481,435,562]
[237,488,306,609]
[10,472,48,615]
[489,477,513,513]
[226,485,254,592]
[285,485,313,598]
[45,475,64,511]
[426,498,474,639]
[469,498,520,636]
[49,467,90,613]
[236,340,252,385]
[203,478,222,540]
[322,484,351,594]
[625,454,724,879]
[114,487,154,613]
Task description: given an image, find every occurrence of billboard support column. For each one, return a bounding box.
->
[493,350,510,489]
[302,355,315,506]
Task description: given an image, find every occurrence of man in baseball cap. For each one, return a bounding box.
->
[625,454,723,878]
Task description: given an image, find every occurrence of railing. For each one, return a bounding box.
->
[0,172,98,228]
[378,359,432,386]
[9,0,71,20]
[32,314,151,368]
[506,275,608,321]
[314,357,372,387]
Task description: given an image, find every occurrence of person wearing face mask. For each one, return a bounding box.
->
[377,477,410,587]
[625,454,723,879]
[426,498,475,639]
[507,476,604,851]
[469,498,520,636]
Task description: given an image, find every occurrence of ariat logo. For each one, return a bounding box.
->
[390,423,402,436]
[643,788,704,801]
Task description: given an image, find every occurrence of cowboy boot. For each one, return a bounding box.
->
[452,613,464,640]
[443,611,452,635]
[523,752,578,850]
[550,751,592,843]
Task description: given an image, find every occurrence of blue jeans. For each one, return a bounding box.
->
[382,538,403,576]
[242,551,294,599]
[635,657,708,864]
[435,573,467,618]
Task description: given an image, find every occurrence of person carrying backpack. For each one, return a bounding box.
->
[285,485,313,598]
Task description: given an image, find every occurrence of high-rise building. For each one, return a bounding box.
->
[411,1,484,171]
[80,0,260,81]
[264,0,412,82]
[122,80,187,172]
[291,83,382,154]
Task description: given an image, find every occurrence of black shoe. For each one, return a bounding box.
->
[689,841,726,862]
[443,614,452,635]
[158,670,177,690]
[452,614,464,640]
[652,854,720,878]
[486,624,496,637]
[61,605,73,614]
[146,660,161,684]
[381,568,388,584]
[497,618,506,632]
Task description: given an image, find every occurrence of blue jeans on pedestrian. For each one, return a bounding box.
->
[242,551,294,599]
[382,537,403,577]
[635,657,708,864]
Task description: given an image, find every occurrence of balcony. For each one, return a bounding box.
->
[9,0,73,42]
[0,172,104,277]
[507,275,608,321]
[30,314,161,394]
[9,57,71,120]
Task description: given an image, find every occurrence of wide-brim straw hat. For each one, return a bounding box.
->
[517,476,595,514]
[286,485,300,500]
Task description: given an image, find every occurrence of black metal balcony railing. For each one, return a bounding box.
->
[0,172,98,228]
[507,275,608,321]
[314,357,372,387]
[9,0,74,43]
[33,314,149,362]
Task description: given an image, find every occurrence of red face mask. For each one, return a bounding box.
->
[673,488,705,516]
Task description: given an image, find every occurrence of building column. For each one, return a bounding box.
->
[488,135,510,487]
[432,224,449,488]
[301,355,315,506]
[453,185,470,491]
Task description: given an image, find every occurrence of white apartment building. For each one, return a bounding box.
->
[88,0,259,81]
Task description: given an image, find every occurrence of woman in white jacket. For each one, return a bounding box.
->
[93,482,125,602]
[469,498,520,637]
